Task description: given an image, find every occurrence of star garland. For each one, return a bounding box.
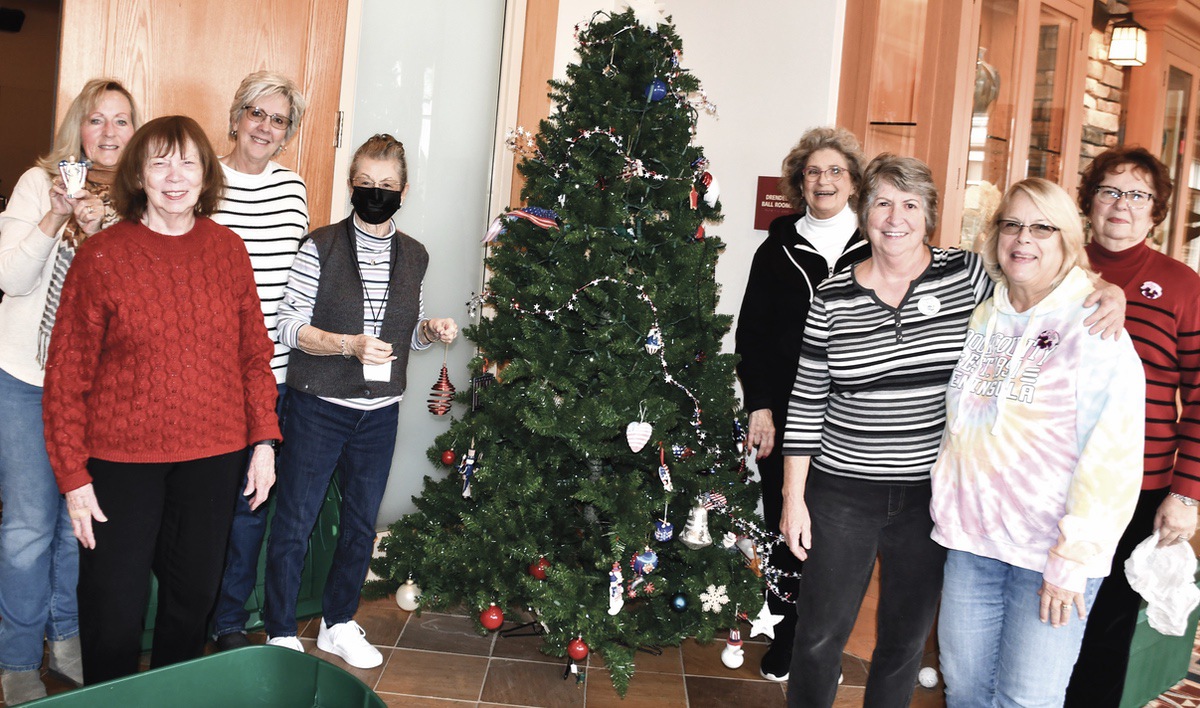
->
[486,276,705,437]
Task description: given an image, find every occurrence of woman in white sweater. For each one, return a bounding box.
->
[0,78,139,704]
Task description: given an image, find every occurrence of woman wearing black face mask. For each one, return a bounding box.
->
[262,134,457,668]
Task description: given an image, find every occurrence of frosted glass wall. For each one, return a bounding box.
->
[346,0,506,525]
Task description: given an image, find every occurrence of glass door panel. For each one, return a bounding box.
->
[961,0,1020,248]
[1164,66,1193,255]
[1026,5,1074,182]
[1186,83,1200,271]
[864,0,927,156]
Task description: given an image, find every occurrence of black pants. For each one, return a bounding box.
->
[78,450,244,684]
[788,472,945,708]
[1064,486,1168,707]
[758,439,802,628]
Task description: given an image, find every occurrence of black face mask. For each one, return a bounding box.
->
[350,186,403,225]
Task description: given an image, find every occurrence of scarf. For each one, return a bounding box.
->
[36,165,118,367]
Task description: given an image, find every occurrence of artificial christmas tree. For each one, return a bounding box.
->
[370,6,769,693]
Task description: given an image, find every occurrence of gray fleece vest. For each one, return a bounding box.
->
[286,217,429,399]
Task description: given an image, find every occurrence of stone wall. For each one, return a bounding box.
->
[1080,1,1128,178]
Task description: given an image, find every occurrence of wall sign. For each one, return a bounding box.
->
[754,176,795,231]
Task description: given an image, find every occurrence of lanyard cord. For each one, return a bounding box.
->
[347,220,393,337]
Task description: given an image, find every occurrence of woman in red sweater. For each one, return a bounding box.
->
[41,116,280,685]
[1065,147,1200,706]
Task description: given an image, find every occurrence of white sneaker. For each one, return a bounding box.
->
[266,635,305,652]
[317,619,382,669]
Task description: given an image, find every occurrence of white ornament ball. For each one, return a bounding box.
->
[918,666,938,689]
[720,643,744,669]
[396,579,422,611]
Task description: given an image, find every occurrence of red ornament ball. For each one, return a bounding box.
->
[567,638,589,661]
[529,557,551,580]
[441,449,457,465]
[480,604,504,630]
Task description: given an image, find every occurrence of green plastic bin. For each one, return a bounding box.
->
[26,645,383,707]
[141,476,343,649]
[1118,572,1200,708]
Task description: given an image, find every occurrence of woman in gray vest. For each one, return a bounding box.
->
[263,134,457,669]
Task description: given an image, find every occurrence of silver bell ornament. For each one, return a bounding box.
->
[678,504,712,549]
[396,578,422,611]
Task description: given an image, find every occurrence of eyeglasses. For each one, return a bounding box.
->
[351,178,402,191]
[802,166,847,182]
[1094,187,1153,209]
[242,105,291,130]
[996,220,1060,238]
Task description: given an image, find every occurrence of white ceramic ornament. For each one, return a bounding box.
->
[626,421,653,452]
[702,175,720,208]
[720,641,744,669]
[918,667,938,689]
[396,579,421,611]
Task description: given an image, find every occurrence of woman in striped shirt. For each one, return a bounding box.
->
[778,155,1124,707]
[209,70,310,652]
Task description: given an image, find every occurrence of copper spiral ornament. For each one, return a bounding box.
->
[428,364,455,415]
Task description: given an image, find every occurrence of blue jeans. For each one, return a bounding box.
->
[263,389,398,637]
[939,550,1103,708]
[788,471,945,708]
[0,366,79,671]
[211,384,287,638]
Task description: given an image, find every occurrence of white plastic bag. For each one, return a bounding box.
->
[1124,530,1200,636]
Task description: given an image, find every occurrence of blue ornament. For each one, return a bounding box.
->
[654,519,674,542]
[634,547,658,576]
[671,592,687,612]
[645,79,668,102]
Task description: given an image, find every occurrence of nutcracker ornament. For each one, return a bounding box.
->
[458,442,478,498]
[608,562,625,615]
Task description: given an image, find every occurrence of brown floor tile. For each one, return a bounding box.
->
[585,667,687,707]
[479,658,584,707]
[375,648,488,700]
[844,589,878,660]
[840,653,869,687]
[833,685,866,707]
[589,643,685,674]
[348,597,410,647]
[490,629,558,663]
[680,637,770,681]
[910,684,947,708]
[398,613,495,656]
[308,643,388,688]
[379,694,478,707]
[685,675,786,707]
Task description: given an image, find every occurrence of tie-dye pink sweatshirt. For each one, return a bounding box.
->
[930,267,1145,593]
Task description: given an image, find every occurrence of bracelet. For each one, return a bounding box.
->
[420,320,432,344]
[340,335,350,360]
[1170,492,1198,507]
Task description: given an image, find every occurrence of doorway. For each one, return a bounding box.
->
[0,0,60,211]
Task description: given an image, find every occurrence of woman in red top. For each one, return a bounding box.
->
[1065,147,1200,706]
[42,116,280,685]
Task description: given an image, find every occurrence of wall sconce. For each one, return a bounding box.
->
[1107,14,1147,67]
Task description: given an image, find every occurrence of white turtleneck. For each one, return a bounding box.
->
[795,204,859,274]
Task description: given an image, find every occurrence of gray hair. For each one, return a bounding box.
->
[779,126,866,212]
[857,153,939,240]
[227,71,308,143]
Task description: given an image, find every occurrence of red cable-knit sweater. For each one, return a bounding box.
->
[1087,240,1200,499]
[43,217,281,493]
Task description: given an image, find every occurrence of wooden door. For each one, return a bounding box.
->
[56,0,347,227]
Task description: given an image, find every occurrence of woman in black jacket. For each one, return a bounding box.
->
[734,126,869,681]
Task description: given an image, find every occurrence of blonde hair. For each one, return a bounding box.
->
[779,127,866,212]
[978,178,1093,287]
[227,71,308,144]
[36,79,140,174]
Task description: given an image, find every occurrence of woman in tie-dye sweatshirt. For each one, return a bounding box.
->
[930,178,1145,708]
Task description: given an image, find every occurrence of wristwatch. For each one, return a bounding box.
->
[253,439,280,451]
[1169,492,1198,507]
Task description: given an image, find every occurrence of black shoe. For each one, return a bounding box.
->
[759,636,791,682]
[215,631,251,651]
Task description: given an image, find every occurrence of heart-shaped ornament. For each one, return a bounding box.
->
[626,421,653,452]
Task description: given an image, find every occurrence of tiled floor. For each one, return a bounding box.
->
[2,594,1197,706]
